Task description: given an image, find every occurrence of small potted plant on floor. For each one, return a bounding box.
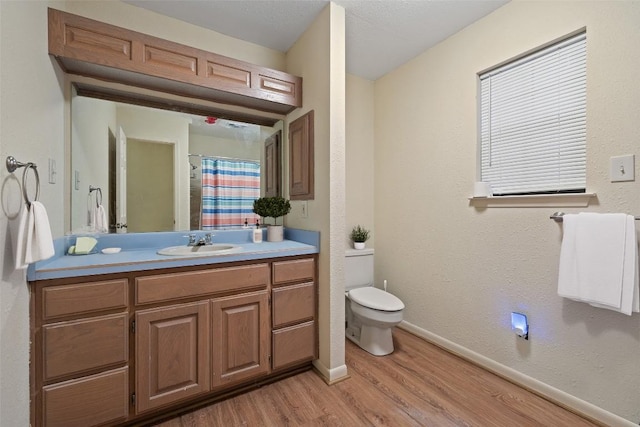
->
[350,225,370,249]
[253,196,291,242]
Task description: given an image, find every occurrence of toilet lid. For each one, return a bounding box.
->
[348,287,405,311]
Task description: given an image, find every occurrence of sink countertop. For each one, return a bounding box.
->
[27,228,319,281]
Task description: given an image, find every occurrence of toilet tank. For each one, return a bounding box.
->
[345,248,374,291]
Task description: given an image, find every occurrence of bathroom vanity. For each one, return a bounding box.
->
[33,9,319,426]
[28,230,318,427]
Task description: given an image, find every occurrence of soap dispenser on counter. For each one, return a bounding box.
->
[252,220,262,243]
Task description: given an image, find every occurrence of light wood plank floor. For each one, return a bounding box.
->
[155,328,600,426]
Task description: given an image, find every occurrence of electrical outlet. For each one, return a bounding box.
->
[610,154,635,182]
[301,201,308,218]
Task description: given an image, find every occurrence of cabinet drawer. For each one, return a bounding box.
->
[42,367,128,427]
[136,263,269,305]
[272,258,314,285]
[272,321,316,370]
[43,313,128,382]
[272,282,315,328]
[42,279,128,320]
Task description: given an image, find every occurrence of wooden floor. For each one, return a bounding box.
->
[155,328,600,427]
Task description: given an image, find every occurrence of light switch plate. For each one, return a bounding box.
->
[610,155,635,182]
[48,158,56,184]
[300,200,308,218]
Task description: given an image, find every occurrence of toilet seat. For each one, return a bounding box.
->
[348,287,404,311]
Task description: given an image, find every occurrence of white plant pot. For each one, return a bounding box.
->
[267,225,284,242]
[353,242,366,250]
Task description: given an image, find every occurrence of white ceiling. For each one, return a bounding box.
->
[125,0,509,81]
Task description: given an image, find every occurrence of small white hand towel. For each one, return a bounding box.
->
[88,197,96,231]
[558,213,639,315]
[575,213,626,307]
[95,204,108,233]
[24,201,55,264]
[618,215,638,314]
[558,214,580,299]
[10,205,29,270]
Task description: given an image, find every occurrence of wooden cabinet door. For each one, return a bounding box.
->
[211,291,270,388]
[263,130,281,197]
[289,110,314,200]
[135,301,210,414]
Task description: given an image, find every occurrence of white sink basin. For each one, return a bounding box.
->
[157,244,241,257]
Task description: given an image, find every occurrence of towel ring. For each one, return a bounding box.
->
[22,163,40,207]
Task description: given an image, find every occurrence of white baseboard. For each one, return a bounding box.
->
[312,359,349,385]
[399,321,635,427]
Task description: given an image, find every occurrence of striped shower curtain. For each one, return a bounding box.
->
[201,158,260,229]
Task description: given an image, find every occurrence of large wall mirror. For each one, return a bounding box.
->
[70,90,283,234]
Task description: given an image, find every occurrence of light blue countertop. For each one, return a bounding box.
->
[28,228,319,281]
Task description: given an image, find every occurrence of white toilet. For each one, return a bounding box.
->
[345,248,404,356]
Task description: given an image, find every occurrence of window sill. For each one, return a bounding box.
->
[468,193,597,208]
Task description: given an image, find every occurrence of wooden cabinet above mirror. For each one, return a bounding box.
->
[48,8,302,115]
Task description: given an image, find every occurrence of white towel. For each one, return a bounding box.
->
[88,195,96,230]
[10,205,29,270]
[619,215,639,314]
[10,202,55,269]
[558,213,639,315]
[95,204,108,233]
[23,201,55,265]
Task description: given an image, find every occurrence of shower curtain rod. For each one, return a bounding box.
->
[188,154,260,164]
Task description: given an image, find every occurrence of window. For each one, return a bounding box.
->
[479,32,586,196]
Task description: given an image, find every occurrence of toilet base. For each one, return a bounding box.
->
[346,324,395,356]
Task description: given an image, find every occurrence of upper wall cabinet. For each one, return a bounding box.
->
[48,8,302,115]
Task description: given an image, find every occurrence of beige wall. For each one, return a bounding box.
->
[285,3,347,381]
[346,74,375,249]
[0,2,66,426]
[70,95,115,232]
[374,1,640,423]
[127,139,175,232]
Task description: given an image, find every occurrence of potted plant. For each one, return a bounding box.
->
[252,196,291,242]
[350,225,370,249]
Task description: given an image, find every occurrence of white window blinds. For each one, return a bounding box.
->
[480,33,586,195]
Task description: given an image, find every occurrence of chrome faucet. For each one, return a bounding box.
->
[188,233,213,246]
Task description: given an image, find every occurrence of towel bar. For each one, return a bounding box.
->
[550,211,640,222]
